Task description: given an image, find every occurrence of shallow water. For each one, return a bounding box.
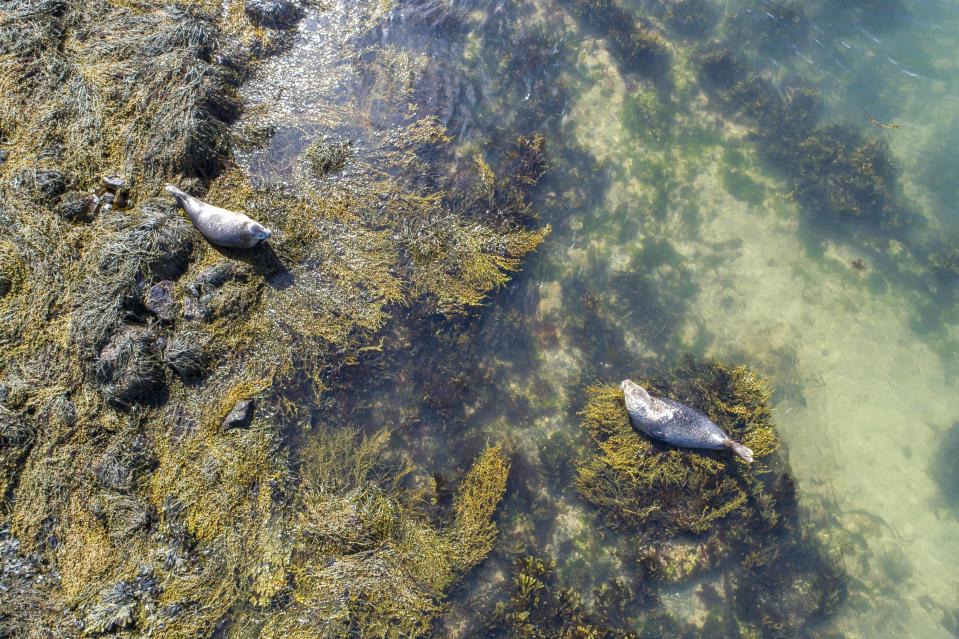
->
[242,0,959,635]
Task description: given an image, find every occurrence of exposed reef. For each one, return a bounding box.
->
[0,0,545,636]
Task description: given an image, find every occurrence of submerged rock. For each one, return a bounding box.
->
[222,399,254,429]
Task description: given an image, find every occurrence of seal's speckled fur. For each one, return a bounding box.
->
[165,184,272,249]
[620,379,753,462]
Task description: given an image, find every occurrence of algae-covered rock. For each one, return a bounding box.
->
[245,0,304,30]
[95,325,166,407]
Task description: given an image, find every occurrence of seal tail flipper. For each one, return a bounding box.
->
[724,439,754,463]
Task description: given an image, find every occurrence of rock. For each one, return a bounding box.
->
[181,295,207,321]
[222,399,254,429]
[99,192,115,213]
[95,325,166,408]
[144,281,178,321]
[244,0,303,29]
[54,190,97,221]
[101,176,131,209]
[162,331,209,380]
[0,150,8,166]
[11,168,67,204]
[102,175,128,191]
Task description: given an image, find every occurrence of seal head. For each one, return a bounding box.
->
[621,379,753,462]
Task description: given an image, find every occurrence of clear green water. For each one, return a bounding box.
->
[240,1,959,635]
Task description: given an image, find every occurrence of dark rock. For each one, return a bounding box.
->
[11,168,67,204]
[144,281,178,322]
[222,399,254,429]
[95,326,166,408]
[54,190,97,221]
[101,176,131,209]
[99,192,115,213]
[0,150,8,166]
[245,0,304,29]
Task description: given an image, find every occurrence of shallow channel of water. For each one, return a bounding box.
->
[240,1,959,636]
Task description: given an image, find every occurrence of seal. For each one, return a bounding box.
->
[164,184,273,249]
[620,379,754,462]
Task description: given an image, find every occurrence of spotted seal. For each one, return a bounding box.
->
[164,184,272,249]
[620,379,754,462]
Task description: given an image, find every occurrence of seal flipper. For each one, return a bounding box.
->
[723,439,754,463]
[165,184,196,212]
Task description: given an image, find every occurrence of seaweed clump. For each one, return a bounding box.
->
[576,358,779,537]
[576,356,846,635]
[563,0,671,81]
[697,46,909,230]
[254,434,510,637]
[488,556,639,638]
[930,421,959,518]
[664,0,718,37]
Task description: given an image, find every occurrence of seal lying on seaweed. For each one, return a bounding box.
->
[620,379,754,462]
[165,184,273,249]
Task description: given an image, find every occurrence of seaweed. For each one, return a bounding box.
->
[563,0,671,82]
[696,46,909,231]
[575,356,846,635]
[305,138,354,177]
[664,0,718,37]
[930,421,959,518]
[488,556,640,638]
[0,2,548,636]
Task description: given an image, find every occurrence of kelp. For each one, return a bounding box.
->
[563,0,671,82]
[575,356,846,635]
[696,32,911,231]
[488,556,640,639]
[0,0,543,637]
[576,358,779,538]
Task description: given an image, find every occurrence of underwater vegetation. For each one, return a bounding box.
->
[575,356,846,635]
[0,0,548,636]
[488,556,641,639]
[697,45,910,231]
[562,0,672,82]
[930,421,959,518]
